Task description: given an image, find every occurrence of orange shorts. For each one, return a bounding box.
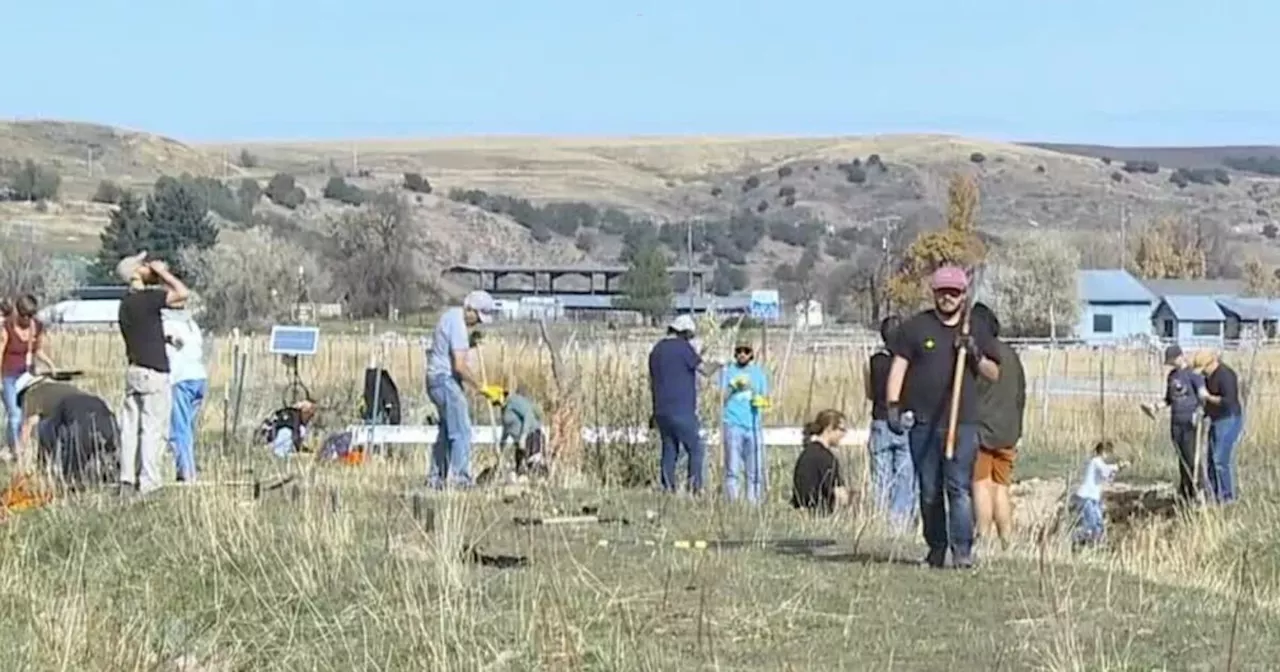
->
[974,446,1017,486]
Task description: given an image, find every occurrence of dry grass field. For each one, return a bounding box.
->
[1,327,1278,669]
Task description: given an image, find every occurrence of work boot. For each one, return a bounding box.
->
[920,548,947,569]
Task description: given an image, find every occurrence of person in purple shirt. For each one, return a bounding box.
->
[648,314,723,495]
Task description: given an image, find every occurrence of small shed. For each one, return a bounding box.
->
[1215,297,1280,340]
[1152,295,1226,346]
[1075,269,1157,344]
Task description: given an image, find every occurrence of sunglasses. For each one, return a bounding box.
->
[734,348,753,355]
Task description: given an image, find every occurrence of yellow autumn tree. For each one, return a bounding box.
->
[1241,256,1278,297]
[886,172,987,309]
[1131,217,1207,279]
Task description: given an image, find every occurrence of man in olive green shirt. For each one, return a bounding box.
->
[971,304,1026,550]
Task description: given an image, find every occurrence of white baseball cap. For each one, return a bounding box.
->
[463,290,498,323]
[668,314,697,334]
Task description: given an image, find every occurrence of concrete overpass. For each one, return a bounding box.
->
[445,263,712,297]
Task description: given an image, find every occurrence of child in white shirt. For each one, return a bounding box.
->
[1072,440,1128,547]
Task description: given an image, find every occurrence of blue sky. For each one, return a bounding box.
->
[4,0,1274,145]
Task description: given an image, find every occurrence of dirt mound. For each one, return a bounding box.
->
[1014,477,1181,540]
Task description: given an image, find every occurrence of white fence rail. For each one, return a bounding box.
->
[346,424,873,448]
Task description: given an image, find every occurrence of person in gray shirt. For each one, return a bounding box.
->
[425,290,500,489]
[1141,345,1204,502]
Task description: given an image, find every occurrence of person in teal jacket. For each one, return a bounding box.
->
[719,342,770,503]
[497,387,544,476]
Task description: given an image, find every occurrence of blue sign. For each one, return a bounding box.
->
[749,290,781,322]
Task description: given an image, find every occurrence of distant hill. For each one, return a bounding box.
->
[4,120,1280,291]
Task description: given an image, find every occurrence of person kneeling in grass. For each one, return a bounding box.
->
[790,409,851,515]
[258,399,318,458]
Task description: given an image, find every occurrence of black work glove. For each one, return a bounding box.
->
[954,333,982,368]
[885,403,904,434]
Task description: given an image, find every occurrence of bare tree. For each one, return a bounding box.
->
[0,230,76,305]
[324,190,435,319]
[981,232,1081,338]
[182,227,331,331]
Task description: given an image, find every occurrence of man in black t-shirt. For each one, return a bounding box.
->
[1192,350,1243,504]
[885,265,1000,569]
[865,315,916,532]
[115,252,189,495]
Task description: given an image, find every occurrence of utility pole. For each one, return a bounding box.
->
[1120,202,1129,271]
[686,219,695,313]
[86,147,93,177]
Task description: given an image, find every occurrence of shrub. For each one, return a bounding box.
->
[778,166,793,178]
[784,195,796,207]
[91,180,124,204]
[1101,157,1112,165]
[778,185,796,198]
[710,186,723,197]
[1122,160,1159,174]
[842,164,867,184]
[403,172,432,194]
[756,200,769,213]
[867,154,885,172]
[1110,171,1124,183]
[1035,165,1046,174]
[575,230,597,252]
[1257,209,1269,218]
[265,173,306,209]
[1170,171,1189,189]
[6,160,60,201]
[825,237,853,259]
[742,176,760,192]
[1223,156,1280,176]
[969,152,987,164]
[323,177,367,205]
[238,149,258,168]
[1263,223,1278,240]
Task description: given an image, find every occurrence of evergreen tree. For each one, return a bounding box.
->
[618,242,673,324]
[91,177,218,283]
[92,191,150,283]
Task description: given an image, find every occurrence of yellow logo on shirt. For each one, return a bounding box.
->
[924,338,935,351]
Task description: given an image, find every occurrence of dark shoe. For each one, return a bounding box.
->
[953,554,976,570]
[921,548,946,569]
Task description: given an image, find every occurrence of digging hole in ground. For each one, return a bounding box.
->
[1013,477,1183,544]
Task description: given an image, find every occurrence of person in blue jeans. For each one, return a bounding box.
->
[884,266,1001,569]
[425,290,500,489]
[720,342,769,504]
[164,311,207,482]
[1193,350,1243,503]
[648,315,721,495]
[865,315,916,532]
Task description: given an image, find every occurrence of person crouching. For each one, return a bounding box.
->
[258,399,318,458]
[14,373,118,490]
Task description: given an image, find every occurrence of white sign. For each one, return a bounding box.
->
[749,289,781,322]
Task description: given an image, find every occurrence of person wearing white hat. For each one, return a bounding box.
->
[115,251,189,496]
[647,313,716,495]
[424,289,500,489]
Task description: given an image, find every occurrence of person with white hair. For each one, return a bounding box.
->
[424,290,501,489]
[114,251,189,496]
[647,314,723,495]
[163,306,207,483]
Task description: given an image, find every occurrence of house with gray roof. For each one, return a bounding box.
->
[1142,278,1280,344]
[1151,294,1227,346]
[1074,269,1158,344]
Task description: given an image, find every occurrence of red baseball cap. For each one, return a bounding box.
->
[930,265,969,292]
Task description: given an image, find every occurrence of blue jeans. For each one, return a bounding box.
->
[656,412,703,494]
[2,374,21,449]
[908,421,980,561]
[169,379,206,481]
[1072,496,1106,544]
[1207,415,1243,503]
[723,423,764,503]
[869,419,916,531]
[427,375,472,488]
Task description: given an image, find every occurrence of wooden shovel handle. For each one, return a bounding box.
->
[944,313,972,460]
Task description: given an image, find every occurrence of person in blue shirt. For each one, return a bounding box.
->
[648,314,722,495]
[720,341,769,504]
[424,290,501,489]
